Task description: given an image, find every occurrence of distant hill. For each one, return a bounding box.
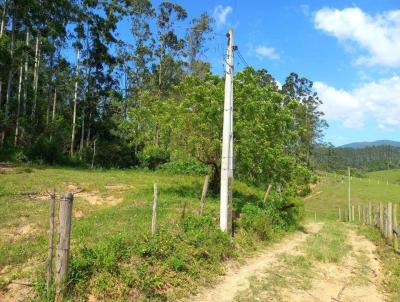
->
[340,140,400,149]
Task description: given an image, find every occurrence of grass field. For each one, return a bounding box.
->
[367,169,400,184]
[1,164,293,301]
[304,170,400,221]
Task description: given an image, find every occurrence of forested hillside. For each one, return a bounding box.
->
[0,0,326,191]
[314,144,400,172]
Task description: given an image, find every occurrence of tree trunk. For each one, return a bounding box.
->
[86,111,91,147]
[51,87,57,122]
[22,30,29,117]
[0,0,6,112]
[4,9,16,118]
[46,52,54,127]
[31,35,40,121]
[209,163,221,195]
[14,64,23,146]
[79,107,85,158]
[70,48,80,157]
[2,9,16,146]
[0,0,7,38]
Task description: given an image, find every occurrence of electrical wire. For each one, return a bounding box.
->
[236,49,250,68]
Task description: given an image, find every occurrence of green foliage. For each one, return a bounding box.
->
[240,204,274,240]
[66,214,237,300]
[139,145,170,170]
[158,159,209,175]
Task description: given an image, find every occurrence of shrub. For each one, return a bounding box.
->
[240,204,273,240]
[158,159,209,175]
[139,145,170,170]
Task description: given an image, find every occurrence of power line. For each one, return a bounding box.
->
[236,48,250,68]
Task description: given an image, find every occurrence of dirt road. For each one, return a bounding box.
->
[193,222,387,302]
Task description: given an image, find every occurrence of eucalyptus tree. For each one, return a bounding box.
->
[282,72,327,166]
[185,13,213,77]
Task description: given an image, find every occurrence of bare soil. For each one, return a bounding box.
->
[192,223,323,302]
[193,223,387,302]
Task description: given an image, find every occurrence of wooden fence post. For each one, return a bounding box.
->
[199,175,210,214]
[373,206,378,226]
[55,193,73,302]
[338,208,341,221]
[384,205,388,239]
[151,183,158,235]
[368,202,372,225]
[358,205,361,223]
[388,202,393,241]
[365,207,368,225]
[361,207,365,224]
[263,184,272,203]
[380,202,384,232]
[46,190,56,294]
[352,205,355,222]
[314,211,317,222]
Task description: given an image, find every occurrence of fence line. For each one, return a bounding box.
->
[337,202,399,253]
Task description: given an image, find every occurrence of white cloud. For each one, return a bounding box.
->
[213,5,232,26]
[315,76,400,129]
[314,7,400,67]
[254,46,280,60]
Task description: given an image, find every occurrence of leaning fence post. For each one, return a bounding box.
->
[55,193,73,302]
[199,175,210,214]
[46,190,56,294]
[263,184,272,203]
[151,183,158,235]
[388,202,393,241]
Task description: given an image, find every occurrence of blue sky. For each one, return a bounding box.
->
[142,0,399,146]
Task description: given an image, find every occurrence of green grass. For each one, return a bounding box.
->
[304,171,400,221]
[304,222,351,263]
[367,169,400,185]
[0,164,298,301]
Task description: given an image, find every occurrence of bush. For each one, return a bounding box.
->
[158,159,209,175]
[240,204,273,240]
[28,135,64,164]
[139,145,170,170]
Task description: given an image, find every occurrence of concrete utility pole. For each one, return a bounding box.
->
[348,167,351,221]
[220,29,234,233]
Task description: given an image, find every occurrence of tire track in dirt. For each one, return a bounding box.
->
[193,223,388,302]
[192,223,323,302]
